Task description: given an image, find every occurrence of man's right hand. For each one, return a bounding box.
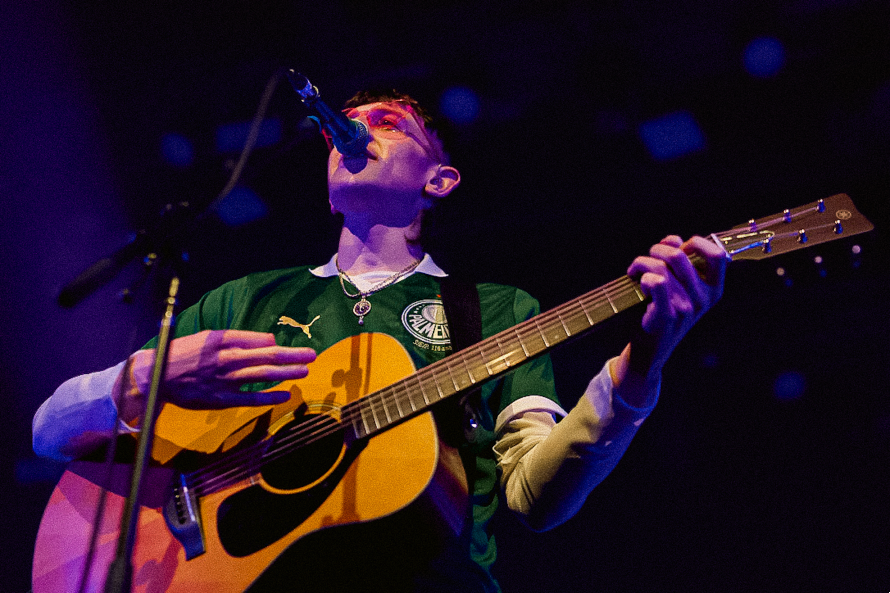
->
[117,329,316,423]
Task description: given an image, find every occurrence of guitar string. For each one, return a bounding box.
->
[711,203,824,239]
[260,274,639,435]
[742,222,837,242]
[188,204,838,492]
[186,274,643,494]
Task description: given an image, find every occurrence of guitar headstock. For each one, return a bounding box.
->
[712,193,874,261]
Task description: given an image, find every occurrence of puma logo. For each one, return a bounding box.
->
[277,315,320,339]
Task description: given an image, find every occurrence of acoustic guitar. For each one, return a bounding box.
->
[32,194,873,592]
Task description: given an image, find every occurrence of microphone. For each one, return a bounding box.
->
[286,70,370,157]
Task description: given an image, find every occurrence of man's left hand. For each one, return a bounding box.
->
[612,235,727,402]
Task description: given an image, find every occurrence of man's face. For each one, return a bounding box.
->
[327,100,443,218]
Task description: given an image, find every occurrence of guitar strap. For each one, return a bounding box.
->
[437,275,483,504]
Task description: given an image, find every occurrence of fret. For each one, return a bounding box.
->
[358,406,372,438]
[391,382,405,418]
[478,341,495,375]
[538,316,569,347]
[611,283,646,311]
[456,356,476,391]
[555,311,570,337]
[471,358,491,382]
[514,327,532,357]
[374,393,390,425]
[581,293,617,325]
[603,286,619,314]
[381,389,399,424]
[558,308,591,337]
[431,370,448,401]
[422,373,441,405]
[460,352,480,384]
[578,296,595,324]
[446,358,474,392]
[444,360,460,392]
[494,335,510,367]
[479,339,511,375]
[519,322,548,356]
[464,347,493,385]
[349,413,367,440]
[497,334,528,367]
[418,376,433,406]
[367,399,382,431]
[402,383,414,415]
[406,377,422,411]
[532,317,550,348]
[494,335,507,361]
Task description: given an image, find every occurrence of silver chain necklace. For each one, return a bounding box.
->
[336,256,422,325]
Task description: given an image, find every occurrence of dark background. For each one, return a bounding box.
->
[2,1,888,591]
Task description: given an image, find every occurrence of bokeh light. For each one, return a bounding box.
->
[774,370,806,401]
[161,132,195,167]
[744,36,786,78]
[639,111,706,160]
[214,186,269,226]
[439,86,481,125]
[215,117,282,153]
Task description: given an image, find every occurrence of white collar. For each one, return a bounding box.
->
[309,252,448,279]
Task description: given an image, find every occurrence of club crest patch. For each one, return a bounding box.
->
[401,299,451,346]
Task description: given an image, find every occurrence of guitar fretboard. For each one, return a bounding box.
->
[343,276,647,440]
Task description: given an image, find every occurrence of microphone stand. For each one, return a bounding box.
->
[55,67,291,592]
[103,273,179,593]
[75,200,193,593]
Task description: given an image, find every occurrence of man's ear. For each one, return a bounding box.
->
[424,165,461,198]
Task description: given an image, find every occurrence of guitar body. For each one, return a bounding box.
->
[33,333,463,593]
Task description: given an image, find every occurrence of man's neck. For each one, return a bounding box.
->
[336,223,424,276]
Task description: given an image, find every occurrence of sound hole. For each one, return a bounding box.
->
[261,412,345,491]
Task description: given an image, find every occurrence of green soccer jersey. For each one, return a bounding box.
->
[166,263,560,592]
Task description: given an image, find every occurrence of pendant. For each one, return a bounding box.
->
[353,297,371,325]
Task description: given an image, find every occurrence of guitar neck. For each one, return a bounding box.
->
[343,275,648,440]
[342,193,874,441]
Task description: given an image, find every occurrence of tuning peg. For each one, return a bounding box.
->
[817,199,825,213]
[797,229,808,243]
[783,209,792,223]
[834,220,843,234]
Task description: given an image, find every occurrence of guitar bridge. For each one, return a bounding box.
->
[163,472,206,560]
